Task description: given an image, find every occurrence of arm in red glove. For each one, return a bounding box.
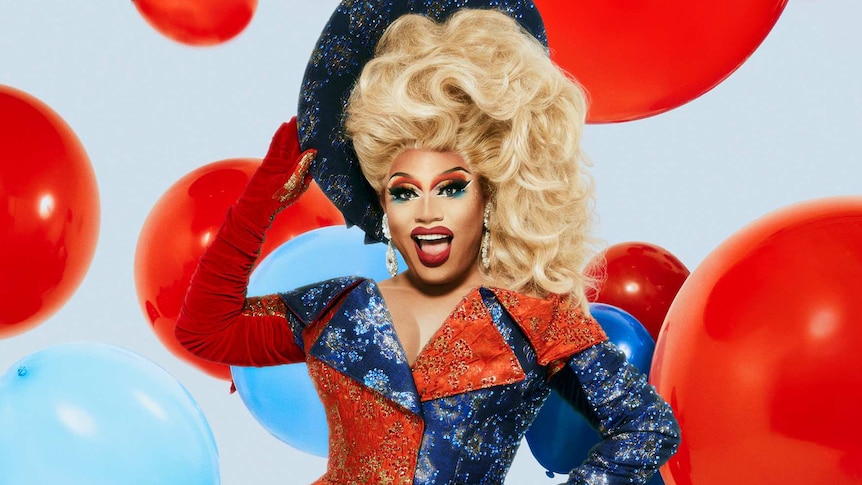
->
[175,117,316,367]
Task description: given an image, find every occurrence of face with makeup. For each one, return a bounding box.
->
[383,149,487,288]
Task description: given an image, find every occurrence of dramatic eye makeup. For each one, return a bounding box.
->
[385,166,474,202]
[436,179,471,198]
[387,185,418,202]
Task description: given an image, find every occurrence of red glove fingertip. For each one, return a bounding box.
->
[265,118,301,162]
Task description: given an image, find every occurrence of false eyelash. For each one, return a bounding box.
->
[388,186,417,201]
[437,179,471,197]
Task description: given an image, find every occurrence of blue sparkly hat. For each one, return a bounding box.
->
[297,0,547,244]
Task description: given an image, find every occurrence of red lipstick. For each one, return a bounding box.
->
[411,226,453,267]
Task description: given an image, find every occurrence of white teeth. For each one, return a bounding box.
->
[415,234,449,241]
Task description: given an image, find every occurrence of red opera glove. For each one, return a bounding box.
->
[175,118,316,367]
[236,118,316,228]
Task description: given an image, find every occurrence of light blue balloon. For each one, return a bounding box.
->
[232,225,404,457]
[247,224,401,292]
[0,342,219,485]
[230,362,327,456]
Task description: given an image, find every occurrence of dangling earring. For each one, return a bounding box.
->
[381,214,398,277]
[480,204,491,270]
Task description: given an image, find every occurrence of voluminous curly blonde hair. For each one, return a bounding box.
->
[345,8,599,308]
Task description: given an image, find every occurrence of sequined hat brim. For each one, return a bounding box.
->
[297,0,547,244]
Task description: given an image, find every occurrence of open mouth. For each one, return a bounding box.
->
[411,228,453,267]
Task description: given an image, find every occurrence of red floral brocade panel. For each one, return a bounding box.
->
[411,289,526,401]
[489,288,608,365]
[308,357,424,485]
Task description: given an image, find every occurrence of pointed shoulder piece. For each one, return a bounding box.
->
[412,288,526,402]
[489,288,608,366]
[280,276,366,327]
[308,280,423,416]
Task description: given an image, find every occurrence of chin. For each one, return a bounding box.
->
[406,259,478,288]
[420,274,462,287]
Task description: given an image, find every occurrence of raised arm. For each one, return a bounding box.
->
[550,341,681,485]
[175,118,316,367]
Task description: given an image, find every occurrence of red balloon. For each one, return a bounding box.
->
[586,241,689,340]
[134,159,344,380]
[133,0,258,46]
[534,0,788,122]
[651,197,862,485]
[0,85,100,338]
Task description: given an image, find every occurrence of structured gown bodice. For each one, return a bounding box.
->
[256,276,677,484]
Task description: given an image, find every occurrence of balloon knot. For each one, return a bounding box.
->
[545,471,555,478]
[17,366,27,377]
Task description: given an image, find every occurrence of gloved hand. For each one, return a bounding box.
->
[175,117,317,368]
[235,116,317,229]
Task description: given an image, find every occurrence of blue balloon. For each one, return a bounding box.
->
[526,303,661,481]
[588,303,656,373]
[0,342,219,485]
[231,225,404,457]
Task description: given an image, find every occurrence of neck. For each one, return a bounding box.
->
[401,264,488,298]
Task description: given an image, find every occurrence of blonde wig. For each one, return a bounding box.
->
[345,8,600,308]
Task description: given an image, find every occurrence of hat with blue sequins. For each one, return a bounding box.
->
[297,0,547,244]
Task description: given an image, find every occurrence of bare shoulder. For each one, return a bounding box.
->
[376,276,400,291]
[376,274,411,296]
[376,275,422,308]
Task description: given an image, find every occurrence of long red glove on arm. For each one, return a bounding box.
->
[175,117,316,367]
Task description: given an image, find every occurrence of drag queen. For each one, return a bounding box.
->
[177,2,680,484]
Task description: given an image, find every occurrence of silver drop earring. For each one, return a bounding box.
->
[480,204,491,270]
[381,214,398,277]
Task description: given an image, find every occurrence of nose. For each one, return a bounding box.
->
[415,196,443,223]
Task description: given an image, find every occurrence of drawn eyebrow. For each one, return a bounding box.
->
[388,172,412,181]
[388,166,470,181]
[440,166,470,175]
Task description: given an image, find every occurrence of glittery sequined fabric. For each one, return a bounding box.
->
[274,278,678,484]
[297,0,547,243]
[489,288,610,366]
[412,289,525,401]
[308,357,424,485]
[551,343,681,485]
